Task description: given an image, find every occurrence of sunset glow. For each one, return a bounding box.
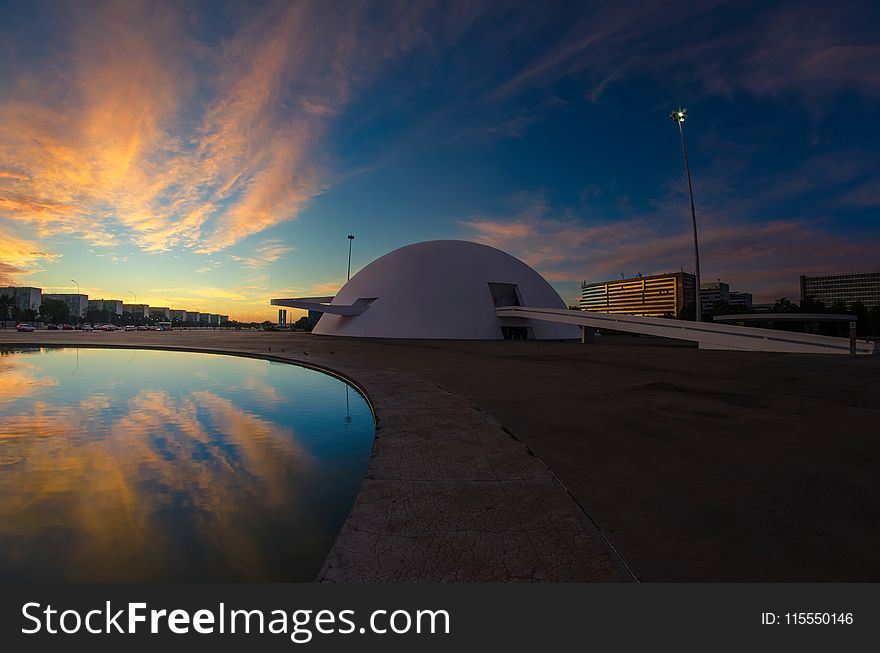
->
[1,0,878,320]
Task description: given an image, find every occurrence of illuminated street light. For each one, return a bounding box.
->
[670,107,702,321]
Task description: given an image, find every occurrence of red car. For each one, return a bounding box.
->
[62,324,73,330]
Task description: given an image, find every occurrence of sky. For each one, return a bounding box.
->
[1,0,879,320]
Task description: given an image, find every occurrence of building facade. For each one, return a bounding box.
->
[185,312,200,324]
[150,307,171,320]
[580,272,696,317]
[88,299,123,315]
[728,292,753,310]
[43,293,88,319]
[700,281,730,309]
[800,273,880,309]
[0,286,42,312]
[122,304,150,317]
[169,309,186,323]
[700,281,754,313]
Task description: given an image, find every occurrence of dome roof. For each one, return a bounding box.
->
[313,240,579,340]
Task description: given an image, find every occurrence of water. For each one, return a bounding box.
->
[0,346,375,581]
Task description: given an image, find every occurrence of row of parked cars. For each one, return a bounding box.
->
[15,324,173,332]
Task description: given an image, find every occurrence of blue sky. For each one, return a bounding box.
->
[1,0,878,318]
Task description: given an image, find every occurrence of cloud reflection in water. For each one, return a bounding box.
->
[0,347,374,581]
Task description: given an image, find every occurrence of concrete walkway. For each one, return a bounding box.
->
[0,332,632,582]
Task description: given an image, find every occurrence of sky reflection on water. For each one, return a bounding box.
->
[0,347,374,581]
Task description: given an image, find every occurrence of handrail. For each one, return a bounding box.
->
[496,306,875,355]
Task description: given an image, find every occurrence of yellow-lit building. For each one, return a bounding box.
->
[580,272,696,317]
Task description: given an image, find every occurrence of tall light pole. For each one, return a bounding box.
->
[347,234,355,281]
[71,279,80,326]
[670,108,702,322]
[128,290,136,326]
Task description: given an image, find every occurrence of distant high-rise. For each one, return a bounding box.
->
[580,272,696,317]
[800,273,880,309]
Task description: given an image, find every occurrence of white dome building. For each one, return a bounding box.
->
[273,240,579,340]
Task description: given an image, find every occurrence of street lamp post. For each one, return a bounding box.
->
[670,108,702,322]
[128,290,136,326]
[71,279,80,326]
[347,234,355,281]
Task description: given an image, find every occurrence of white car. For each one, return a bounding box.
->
[16,324,35,332]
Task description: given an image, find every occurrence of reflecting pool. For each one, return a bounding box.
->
[0,346,375,581]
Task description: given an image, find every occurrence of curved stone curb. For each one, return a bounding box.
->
[316,365,632,582]
[0,334,632,582]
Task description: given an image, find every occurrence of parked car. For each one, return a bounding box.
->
[47,324,59,330]
[16,324,35,332]
[124,325,136,331]
[62,324,73,330]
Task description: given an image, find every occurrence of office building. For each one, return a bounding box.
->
[800,272,880,309]
[700,281,730,308]
[169,309,186,322]
[123,304,150,317]
[0,286,42,312]
[580,272,696,318]
[43,293,88,319]
[150,307,171,320]
[88,299,123,315]
[728,292,753,310]
[185,312,200,324]
[700,281,754,314]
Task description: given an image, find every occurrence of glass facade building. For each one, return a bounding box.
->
[580,272,696,317]
[800,273,880,309]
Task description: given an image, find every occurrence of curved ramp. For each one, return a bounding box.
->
[497,306,876,355]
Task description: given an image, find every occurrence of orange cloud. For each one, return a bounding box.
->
[0,1,421,258]
[228,239,295,269]
[0,225,60,283]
